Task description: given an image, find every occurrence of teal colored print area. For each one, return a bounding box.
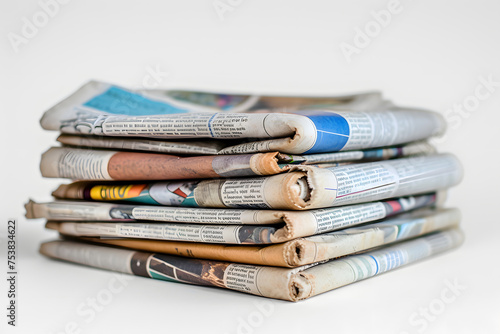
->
[121,195,160,205]
[83,86,189,115]
[149,270,181,283]
[181,193,198,207]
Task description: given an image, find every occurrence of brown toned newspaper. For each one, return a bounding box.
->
[48,208,460,267]
[40,228,464,301]
[40,141,435,180]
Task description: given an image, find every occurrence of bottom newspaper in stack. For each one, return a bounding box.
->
[41,229,463,302]
[32,204,463,301]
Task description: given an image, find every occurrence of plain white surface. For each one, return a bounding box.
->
[1,1,499,333]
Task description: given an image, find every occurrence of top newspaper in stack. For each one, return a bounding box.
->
[40,81,446,154]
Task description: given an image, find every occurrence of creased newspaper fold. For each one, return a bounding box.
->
[50,154,462,210]
[47,208,459,267]
[40,228,464,301]
[58,133,435,158]
[25,193,440,243]
[40,82,445,154]
[57,134,228,155]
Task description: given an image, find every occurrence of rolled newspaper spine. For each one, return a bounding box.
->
[39,147,287,180]
[193,154,462,209]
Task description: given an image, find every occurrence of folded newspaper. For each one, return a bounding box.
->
[40,81,446,154]
[39,141,435,180]
[25,193,440,243]
[40,228,464,301]
[56,135,435,158]
[48,154,462,210]
[45,208,459,267]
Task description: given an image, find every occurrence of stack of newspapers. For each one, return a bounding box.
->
[26,81,464,301]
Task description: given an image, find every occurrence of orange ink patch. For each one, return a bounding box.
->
[90,184,147,201]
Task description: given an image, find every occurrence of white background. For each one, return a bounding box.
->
[1,0,499,333]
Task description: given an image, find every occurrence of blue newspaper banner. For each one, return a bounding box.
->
[83,86,189,115]
[300,112,350,153]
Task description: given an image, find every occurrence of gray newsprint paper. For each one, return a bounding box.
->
[26,193,442,243]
